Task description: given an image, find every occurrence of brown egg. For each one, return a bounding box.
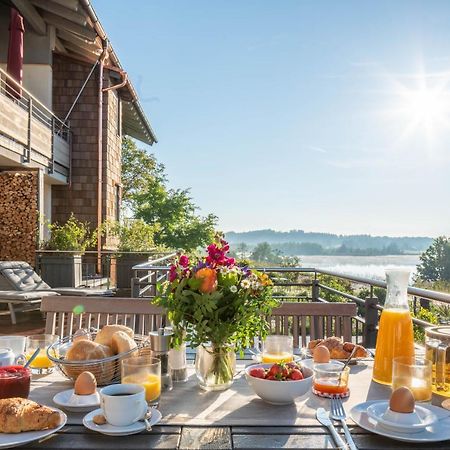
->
[74,371,97,395]
[313,345,330,363]
[389,386,415,413]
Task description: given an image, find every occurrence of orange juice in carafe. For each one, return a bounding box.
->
[372,270,414,385]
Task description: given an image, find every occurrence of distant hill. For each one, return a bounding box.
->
[225,229,432,254]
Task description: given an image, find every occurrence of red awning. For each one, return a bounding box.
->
[6,8,25,98]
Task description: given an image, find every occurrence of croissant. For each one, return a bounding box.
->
[308,337,368,359]
[0,398,62,433]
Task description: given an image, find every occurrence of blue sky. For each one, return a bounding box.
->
[95,0,450,237]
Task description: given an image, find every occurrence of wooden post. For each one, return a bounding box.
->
[131,277,140,298]
[364,296,378,348]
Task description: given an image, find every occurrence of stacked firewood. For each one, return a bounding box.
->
[0,171,38,266]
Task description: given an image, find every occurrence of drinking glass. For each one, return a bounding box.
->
[392,356,432,402]
[261,335,293,363]
[313,361,350,396]
[25,334,58,374]
[121,356,161,406]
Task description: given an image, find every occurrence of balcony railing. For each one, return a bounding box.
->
[0,68,71,181]
[130,264,450,347]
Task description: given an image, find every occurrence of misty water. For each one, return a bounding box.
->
[299,254,421,280]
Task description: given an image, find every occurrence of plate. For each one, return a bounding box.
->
[366,401,437,433]
[53,389,100,412]
[0,408,67,449]
[350,400,450,443]
[301,348,372,364]
[83,408,162,436]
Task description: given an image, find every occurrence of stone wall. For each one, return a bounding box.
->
[0,171,38,266]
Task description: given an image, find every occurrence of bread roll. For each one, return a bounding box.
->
[94,325,134,347]
[111,331,138,356]
[66,340,113,362]
[65,340,114,385]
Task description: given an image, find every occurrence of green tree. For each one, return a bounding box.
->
[250,242,282,264]
[417,236,450,282]
[121,137,217,251]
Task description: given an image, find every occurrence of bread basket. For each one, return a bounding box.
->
[47,332,152,385]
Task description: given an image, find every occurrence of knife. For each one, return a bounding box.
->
[316,408,348,449]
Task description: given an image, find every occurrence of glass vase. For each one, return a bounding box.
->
[195,344,236,391]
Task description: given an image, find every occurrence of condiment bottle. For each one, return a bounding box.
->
[148,328,173,391]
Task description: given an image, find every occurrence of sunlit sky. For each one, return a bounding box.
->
[95,0,450,237]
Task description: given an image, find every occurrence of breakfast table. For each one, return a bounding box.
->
[12,357,449,450]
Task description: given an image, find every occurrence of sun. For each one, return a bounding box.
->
[399,85,449,130]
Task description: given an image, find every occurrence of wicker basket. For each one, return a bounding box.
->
[47,332,153,385]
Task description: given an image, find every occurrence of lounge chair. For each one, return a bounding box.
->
[0,261,114,324]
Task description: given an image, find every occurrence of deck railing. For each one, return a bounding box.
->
[0,68,71,180]
[130,264,450,347]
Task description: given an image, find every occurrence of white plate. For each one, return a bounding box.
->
[83,408,162,436]
[351,400,450,443]
[366,401,437,433]
[0,408,67,449]
[53,389,100,412]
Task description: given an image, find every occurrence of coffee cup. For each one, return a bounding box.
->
[100,384,147,427]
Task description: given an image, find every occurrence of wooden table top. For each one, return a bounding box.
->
[10,360,450,449]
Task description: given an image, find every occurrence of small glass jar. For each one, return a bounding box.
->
[169,343,188,383]
[0,366,31,399]
[26,334,59,374]
[313,362,350,397]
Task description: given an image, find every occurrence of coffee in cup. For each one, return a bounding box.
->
[100,384,147,427]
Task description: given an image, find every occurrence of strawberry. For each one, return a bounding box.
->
[266,375,276,380]
[267,364,284,379]
[290,369,304,380]
[249,367,266,379]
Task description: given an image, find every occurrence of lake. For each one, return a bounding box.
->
[299,254,421,280]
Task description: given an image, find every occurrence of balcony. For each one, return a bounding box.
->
[0,68,71,183]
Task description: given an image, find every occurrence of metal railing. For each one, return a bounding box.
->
[0,68,71,179]
[129,264,450,347]
[35,250,176,290]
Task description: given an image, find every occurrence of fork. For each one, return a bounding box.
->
[330,398,358,450]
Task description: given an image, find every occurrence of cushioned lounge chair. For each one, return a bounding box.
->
[0,261,114,324]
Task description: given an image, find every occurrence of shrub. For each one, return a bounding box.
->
[43,214,97,252]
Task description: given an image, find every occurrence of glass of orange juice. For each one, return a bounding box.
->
[25,334,58,374]
[121,356,161,406]
[392,356,432,402]
[261,335,293,363]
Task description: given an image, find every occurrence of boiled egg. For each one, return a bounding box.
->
[389,386,415,413]
[313,345,330,363]
[74,371,97,395]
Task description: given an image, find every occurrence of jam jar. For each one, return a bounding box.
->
[0,365,31,399]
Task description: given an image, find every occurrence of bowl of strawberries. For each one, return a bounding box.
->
[245,361,313,405]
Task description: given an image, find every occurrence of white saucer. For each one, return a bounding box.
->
[83,408,162,436]
[53,389,100,412]
[351,400,450,443]
[366,401,437,433]
[0,408,67,449]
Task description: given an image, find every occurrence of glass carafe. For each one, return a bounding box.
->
[425,326,450,397]
[372,270,414,385]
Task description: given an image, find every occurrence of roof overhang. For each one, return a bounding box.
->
[8,0,157,145]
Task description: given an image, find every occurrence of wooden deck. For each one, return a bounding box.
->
[0,309,44,335]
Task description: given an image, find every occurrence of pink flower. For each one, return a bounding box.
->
[179,255,189,267]
[225,257,235,266]
[169,265,178,282]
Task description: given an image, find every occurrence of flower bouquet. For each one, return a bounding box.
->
[156,237,277,390]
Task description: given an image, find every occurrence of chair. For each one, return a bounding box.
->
[41,296,165,337]
[269,302,357,348]
[0,261,114,324]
